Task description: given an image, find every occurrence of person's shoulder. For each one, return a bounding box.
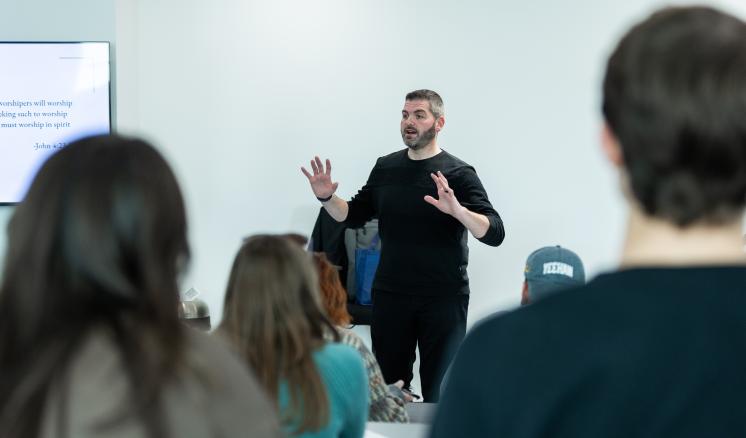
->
[315,343,367,393]
[478,266,746,360]
[509,280,602,318]
[183,329,259,390]
[439,150,470,166]
[317,342,365,368]
[466,281,606,349]
[337,327,365,348]
[480,272,641,352]
[186,328,240,367]
[438,150,478,175]
[375,149,408,166]
[182,330,281,434]
[66,328,281,438]
[183,329,275,405]
[316,343,366,376]
[336,328,375,363]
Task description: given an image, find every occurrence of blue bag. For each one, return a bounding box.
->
[354,233,380,306]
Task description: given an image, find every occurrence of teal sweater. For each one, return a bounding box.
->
[279,343,369,438]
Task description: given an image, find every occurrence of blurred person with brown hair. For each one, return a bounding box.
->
[433,6,746,437]
[0,135,280,438]
[218,235,368,437]
[312,252,409,423]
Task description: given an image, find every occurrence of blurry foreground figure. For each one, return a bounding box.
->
[0,135,280,438]
[433,7,746,438]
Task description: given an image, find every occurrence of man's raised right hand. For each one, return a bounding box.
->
[301,156,338,199]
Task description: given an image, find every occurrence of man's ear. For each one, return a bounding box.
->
[521,281,530,306]
[602,123,623,168]
[435,115,445,133]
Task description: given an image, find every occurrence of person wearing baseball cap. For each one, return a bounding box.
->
[521,246,585,305]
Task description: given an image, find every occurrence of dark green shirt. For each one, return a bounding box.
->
[432,266,746,438]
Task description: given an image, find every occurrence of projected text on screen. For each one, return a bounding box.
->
[0,42,111,204]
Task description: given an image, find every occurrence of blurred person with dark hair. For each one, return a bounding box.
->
[0,135,280,438]
[218,235,368,437]
[433,6,746,437]
[311,252,409,423]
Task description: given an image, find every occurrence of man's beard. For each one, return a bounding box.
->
[402,122,437,151]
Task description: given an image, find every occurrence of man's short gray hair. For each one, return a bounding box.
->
[406,89,444,119]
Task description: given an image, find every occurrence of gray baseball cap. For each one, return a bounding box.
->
[524,246,585,302]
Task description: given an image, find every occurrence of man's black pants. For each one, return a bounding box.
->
[371,289,469,402]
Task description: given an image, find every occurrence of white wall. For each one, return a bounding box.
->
[3,1,746,328]
[113,0,746,326]
[0,0,116,271]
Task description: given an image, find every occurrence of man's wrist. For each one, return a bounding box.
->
[453,205,469,221]
[317,194,334,202]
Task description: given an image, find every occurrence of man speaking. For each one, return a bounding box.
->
[302,90,504,401]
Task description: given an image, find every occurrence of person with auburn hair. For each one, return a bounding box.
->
[311,252,409,423]
[218,235,368,437]
[0,135,280,438]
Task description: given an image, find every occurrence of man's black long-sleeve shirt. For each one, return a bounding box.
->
[345,149,504,296]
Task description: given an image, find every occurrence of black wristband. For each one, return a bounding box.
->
[317,194,333,202]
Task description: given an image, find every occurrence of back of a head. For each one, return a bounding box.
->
[219,235,333,433]
[282,232,310,248]
[221,235,327,350]
[524,246,586,303]
[603,6,746,226]
[0,134,190,437]
[179,299,212,331]
[312,252,352,326]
